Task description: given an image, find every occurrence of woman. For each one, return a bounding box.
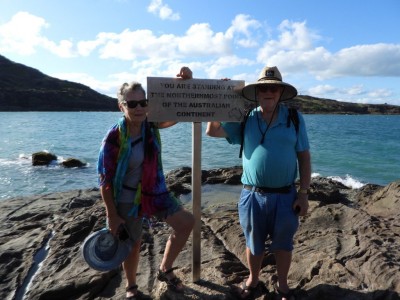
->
[97,67,195,299]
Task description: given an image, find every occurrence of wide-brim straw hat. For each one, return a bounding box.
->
[81,228,132,272]
[241,66,297,102]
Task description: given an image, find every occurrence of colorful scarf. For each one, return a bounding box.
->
[97,117,180,218]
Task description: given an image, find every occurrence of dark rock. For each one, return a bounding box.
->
[61,158,87,168]
[32,151,57,166]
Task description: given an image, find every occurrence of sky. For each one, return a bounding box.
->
[1,0,400,105]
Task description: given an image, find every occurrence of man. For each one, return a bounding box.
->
[206,66,311,300]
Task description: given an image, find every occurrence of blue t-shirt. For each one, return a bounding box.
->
[222,105,309,188]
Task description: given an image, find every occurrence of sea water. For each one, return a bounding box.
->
[0,112,399,200]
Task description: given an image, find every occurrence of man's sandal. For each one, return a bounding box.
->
[231,281,266,299]
[126,285,143,300]
[271,275,297,300]
[157,267,184,293]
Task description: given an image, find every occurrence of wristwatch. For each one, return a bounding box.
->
[298,188,310,195]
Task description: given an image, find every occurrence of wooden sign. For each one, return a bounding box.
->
[147,77,246,122]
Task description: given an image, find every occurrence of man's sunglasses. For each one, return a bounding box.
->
[122,99,149,109]
[257,85,281,93]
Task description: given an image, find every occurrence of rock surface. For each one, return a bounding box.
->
[0,167,399,300]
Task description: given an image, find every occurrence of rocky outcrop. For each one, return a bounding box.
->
[31,151,86,168]
[0,55,118,111]
[60,158,87,168]
[0,167,399,300]
[31,151,57,166]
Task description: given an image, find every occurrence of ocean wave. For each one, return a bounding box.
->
[328,174,366,189]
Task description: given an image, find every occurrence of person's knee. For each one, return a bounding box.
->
[169,210,194,234]
[180,211,195,233]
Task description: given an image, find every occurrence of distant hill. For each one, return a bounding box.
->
[0,54,399,113]
[0,55,118,111]
[285,96,400,115]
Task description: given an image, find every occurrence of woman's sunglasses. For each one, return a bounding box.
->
[122,99,149,109]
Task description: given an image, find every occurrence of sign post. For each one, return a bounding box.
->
[191,121,202,281]
[147,77,246,282]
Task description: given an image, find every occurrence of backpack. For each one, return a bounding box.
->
[239,107,299,158]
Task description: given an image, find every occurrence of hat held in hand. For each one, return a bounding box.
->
[81,228,132,271]
[241,66,297,102]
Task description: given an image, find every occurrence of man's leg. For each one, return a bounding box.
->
[246,247,264,286]
[274,250,292,295]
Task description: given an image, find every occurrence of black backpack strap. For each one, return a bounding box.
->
[239,109,252,158]
[287,107,299,134]
[131,137,143,148]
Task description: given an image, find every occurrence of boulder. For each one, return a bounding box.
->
[31,151,57,166]
[61,158,87,168]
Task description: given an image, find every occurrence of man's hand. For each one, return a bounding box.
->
[177,66,193,79]
[293,193,309,216]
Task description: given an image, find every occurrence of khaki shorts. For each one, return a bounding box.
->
[117,202,143,243]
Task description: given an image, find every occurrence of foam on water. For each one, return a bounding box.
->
[328,174,366,189]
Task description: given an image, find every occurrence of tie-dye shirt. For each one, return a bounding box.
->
[97,117,180,218]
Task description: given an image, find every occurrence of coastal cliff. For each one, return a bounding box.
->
[0,55,118,111]
[1,54,399,113]
[1,167,399,300]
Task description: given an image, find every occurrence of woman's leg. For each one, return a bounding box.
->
[159,209,194,287]
[161,209,194,270]
[124,239,142,297]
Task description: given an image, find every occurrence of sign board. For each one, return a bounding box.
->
[147,77,247,122]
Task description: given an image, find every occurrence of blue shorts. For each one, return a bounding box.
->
[238,186,299,255]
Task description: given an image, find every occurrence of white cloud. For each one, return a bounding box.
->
[203,55,254,79]
[147,0,180,21]
[98,29,178,60]
[346,85,365,96]
[307,83,396,104]
[308,84,338,96]
[77,39,103,57]
[257,20,400,81]
[0,12,48,55]
[226,14,261,48]
[52,71,121,97]
[317,43,400,79]
[178,23,231,55]
[367,88,392,100]
[0,11,75,57]
[89,23,235,59]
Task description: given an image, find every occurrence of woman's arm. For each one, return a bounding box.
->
[100,185,125,236]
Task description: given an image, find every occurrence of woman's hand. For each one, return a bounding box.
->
[107,213,125,236]
[177,66,193,79]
